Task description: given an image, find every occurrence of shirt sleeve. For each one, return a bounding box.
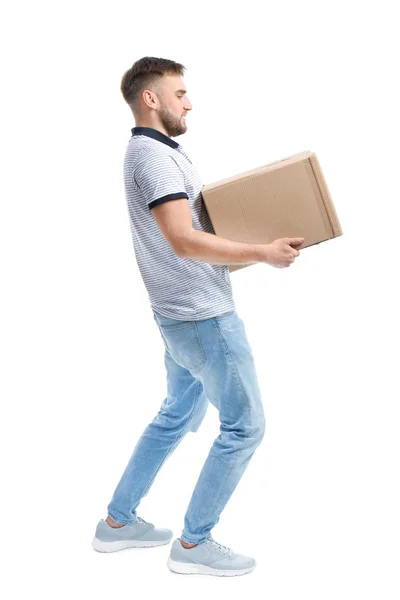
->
[132,150,189,210]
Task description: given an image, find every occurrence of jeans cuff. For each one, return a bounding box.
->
[180,533,208,545]
[107,512,135,526]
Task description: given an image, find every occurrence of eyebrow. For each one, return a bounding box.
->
[176,89,187,94]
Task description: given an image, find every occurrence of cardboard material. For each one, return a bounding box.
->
[201,151,342,273]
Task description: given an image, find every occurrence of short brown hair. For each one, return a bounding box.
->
[120,56,186,114]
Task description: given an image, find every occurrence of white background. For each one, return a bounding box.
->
[1,0,399,598]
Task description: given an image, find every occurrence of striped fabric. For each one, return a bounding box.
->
[123,126,235,320]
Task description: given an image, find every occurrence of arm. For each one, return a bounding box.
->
[151,198,302,268]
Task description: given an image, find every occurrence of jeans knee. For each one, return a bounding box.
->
[228,419,265,451]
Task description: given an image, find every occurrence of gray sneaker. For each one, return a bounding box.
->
[92,517,173,552]
[167,536,256,576]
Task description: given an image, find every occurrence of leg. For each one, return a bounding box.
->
[179,310,266,545]
[107,344,209,525]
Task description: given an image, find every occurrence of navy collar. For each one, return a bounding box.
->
[131,126,180,149]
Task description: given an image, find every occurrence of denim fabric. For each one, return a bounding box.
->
[107,309,265,545]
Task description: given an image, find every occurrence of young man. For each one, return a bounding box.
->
[91,56,303,576]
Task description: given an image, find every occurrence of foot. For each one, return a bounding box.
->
[168,536,256,577]
[92,516,173,553]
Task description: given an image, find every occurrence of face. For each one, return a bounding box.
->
[156,74,193,137]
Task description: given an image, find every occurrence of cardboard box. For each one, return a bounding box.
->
[201,151,343,273]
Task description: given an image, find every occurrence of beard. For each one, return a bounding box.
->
[158,103,187,138]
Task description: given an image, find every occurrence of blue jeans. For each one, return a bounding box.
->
[107,308,266,544]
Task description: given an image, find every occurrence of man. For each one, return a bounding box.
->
[91,56,303,577]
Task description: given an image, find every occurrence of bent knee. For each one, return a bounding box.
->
[229,420,265,447]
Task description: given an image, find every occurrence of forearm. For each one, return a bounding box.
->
[178,229,266,265]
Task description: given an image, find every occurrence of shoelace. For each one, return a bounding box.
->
[205,537,232,557]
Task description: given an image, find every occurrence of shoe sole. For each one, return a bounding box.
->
[167,557,256,577]
[92,536,172,552]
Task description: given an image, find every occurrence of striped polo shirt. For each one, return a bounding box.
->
[123,126,236,320]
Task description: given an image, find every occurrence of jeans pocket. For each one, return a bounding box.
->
[156,320,206,372]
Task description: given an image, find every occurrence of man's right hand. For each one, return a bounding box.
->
[262,237,305,268]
